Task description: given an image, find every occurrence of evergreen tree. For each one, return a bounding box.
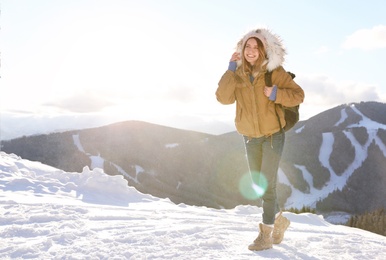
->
[346,208,386,236]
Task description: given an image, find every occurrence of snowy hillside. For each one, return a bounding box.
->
[3,102,386,215]
[282,103,386,209]
[1,152,385,259]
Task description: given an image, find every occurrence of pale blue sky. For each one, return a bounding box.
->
[1,0,386,137]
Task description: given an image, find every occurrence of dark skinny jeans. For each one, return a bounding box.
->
[243,130,285,225]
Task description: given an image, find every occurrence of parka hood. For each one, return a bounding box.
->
[236,27,286,72]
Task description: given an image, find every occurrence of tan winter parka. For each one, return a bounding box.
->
[216,28,305,138]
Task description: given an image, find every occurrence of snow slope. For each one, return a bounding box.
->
[1,152,385,259]
[283,104,386,210]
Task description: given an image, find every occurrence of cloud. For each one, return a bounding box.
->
[295,74,384,120]
[162,86,198,103]
[342,25,386,51]
[298,74,381,107]
[43,90,114,113]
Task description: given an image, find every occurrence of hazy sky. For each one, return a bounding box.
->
[2,0,386,137]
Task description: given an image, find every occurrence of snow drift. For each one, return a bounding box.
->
[1,152,385,259]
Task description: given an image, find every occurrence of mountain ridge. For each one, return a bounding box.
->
[2,101,386,216]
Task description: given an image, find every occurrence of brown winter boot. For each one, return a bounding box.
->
[248,223,273,251]
[272,211,290,244]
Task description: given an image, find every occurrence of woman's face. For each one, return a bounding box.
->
[244,38,259,65]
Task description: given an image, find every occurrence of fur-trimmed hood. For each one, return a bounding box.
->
[236,27,286,72]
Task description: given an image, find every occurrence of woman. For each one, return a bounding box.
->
[216,28,304,251]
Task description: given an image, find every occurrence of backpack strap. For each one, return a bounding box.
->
[264,71,273,87]
[264,71,284,132]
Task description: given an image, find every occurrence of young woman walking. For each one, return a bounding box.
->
[216,28,304,251]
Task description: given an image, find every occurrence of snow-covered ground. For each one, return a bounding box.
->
[1,152,385,259]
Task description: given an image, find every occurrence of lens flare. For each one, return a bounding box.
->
[239,171,268,200]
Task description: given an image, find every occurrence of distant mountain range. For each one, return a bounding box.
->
[2,101,386,216]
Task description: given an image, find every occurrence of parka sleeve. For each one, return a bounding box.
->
[273,66,305,107]
[216,70,238,105]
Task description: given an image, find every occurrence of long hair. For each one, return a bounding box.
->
[241,37,267,77]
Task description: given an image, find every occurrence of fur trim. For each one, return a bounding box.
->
[235,27,286,72]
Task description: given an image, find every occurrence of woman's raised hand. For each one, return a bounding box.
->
[230,52,241,62]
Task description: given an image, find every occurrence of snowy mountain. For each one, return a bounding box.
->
[2,101,386,218]
[1,152,386,259]
[280,101,386,215]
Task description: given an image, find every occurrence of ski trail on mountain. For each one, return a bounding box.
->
[285,104,386,208]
